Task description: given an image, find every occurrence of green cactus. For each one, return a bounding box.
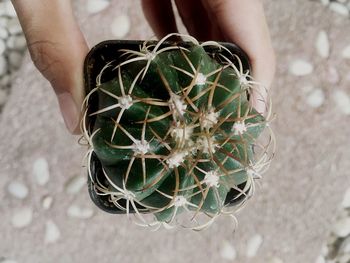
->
[82,34,274,230]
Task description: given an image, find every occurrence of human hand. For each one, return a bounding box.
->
[11,0,89,134]
[12,0,275,135]
[142,0,276,114]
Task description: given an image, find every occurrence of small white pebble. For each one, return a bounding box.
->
[0,89,8,106]
[33,157,50,186]
[0,39,5,56]
[340,237,350,254]
[338,253,350,263]
[289,59,313,76]
[5,1,17,17]
[0,74,11,87]
[246,234,263,258]
[315,30,330,58]
[0,17,7,27]
[320,0,330,6]
[0,27,8,40]
[7,181,29,199]
[87,0,110,14]
[342,188,350,208]
[329,2,349,16]
[342,45,350,59]
[11,207,33,228]
[306,88,325,108]
[321,243,328,256]
[6,35,16,49]
[9,51,23,69]
[332,89,350,115]
[0,3,6,16]
[65,175,86,195]
[42,195,53,210]
[1,260,18,263]
[110,15,130,38]
[0,55,7,76]
[315,255,326,263]
[7,18,22,35]
[67,204,94,219]
[220,240,237,260]
[269,257,284,263]
[332,217,350,237]
[12,35,26,50]
[44,220,61,244]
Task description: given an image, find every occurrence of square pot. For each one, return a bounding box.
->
[83,39,252,214]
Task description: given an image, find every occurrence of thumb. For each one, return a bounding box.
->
[11,0,89,134]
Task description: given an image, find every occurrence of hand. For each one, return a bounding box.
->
[11,0,89,134]
[12,0,275,135]
[142,0,276,114]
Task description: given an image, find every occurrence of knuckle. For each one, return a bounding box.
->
[206,0,226,14]
[27,40,61,83]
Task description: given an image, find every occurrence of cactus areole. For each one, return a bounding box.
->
[81,34,274,230]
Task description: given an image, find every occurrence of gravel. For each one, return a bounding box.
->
[44,220,61,244]
[269,258,284,263]
[7,181,29,199]
[32,157,50,186]
[0,88,7,105]
[0,39,5,55]
[87,0,111,14]
[42,195,54,210]
[306,88,325,108]
[342,188,350,208]
[246,234,264,258]
[329,2,350,15]
[64,175,86,195]
[11,207,33,228]
[0,0,26,113]
[110,15,131,38]
[0,55,6,76]
[220,240,237,260]
[315,30,330,58]
[289,59,314,76]
[332,218,350,238]
[67,204,94,219]
[342,45,350,59]
[332,90,350,115]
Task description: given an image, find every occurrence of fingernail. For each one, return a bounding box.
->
[57,92,80,133]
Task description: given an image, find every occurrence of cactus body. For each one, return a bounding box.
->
[82,34,273,229]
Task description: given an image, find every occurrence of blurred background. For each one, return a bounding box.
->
[1,0,350,262]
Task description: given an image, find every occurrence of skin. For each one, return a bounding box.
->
[11,0,275,135]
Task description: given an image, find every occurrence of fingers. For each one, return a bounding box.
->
[141,0,178,39]
[11,0,89,134]
[202,0,275,113]
[174,0,224,41]
[141,0,274,114]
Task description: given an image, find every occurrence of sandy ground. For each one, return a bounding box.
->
[1,0,350,263]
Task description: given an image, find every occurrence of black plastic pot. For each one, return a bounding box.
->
[84,40,252,214]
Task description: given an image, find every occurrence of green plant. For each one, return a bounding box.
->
[81,34,275,230]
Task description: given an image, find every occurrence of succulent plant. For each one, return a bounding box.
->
[81,34,275,230]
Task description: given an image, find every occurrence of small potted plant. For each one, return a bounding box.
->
[80,34,275,230]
